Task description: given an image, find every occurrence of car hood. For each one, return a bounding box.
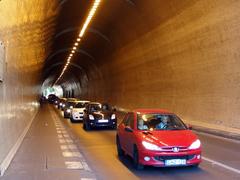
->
[72,108,85,113]
[92,111,113,119]
[138,130,198,147]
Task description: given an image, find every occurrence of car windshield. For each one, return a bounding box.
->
[66,102,76,107]
[74,103,85,108]
[90,104,101,112]
[137,113,187,131]
[101,104,111,111]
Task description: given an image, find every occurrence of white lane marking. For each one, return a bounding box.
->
[81,179,96,180]
[65,161,83,169]
[59,139,66,143]
[62,151,82,158]
[203,156,240,174]
[50,108,94,176]
[56,126,64,129]
[60,145,78,150]
[81,162,92,171]
[63,134,70,138]
[65,139,73,143]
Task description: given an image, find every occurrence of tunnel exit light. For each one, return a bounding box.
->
[54,0,102,85]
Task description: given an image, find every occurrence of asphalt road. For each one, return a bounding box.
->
[53,106,240,180]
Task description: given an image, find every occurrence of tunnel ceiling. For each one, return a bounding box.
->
[42,0,135,86]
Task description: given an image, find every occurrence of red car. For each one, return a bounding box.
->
[116,109,201,170]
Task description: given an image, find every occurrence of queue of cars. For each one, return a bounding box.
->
[48,95,202,170]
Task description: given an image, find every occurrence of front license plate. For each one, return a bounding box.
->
[165,159,186,166]
[98,119,108,123]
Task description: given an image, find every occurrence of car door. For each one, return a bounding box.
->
[118,113,130,152]
[124,113,135,156]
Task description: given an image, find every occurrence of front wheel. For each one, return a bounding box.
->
[192,163,200,168]
[133,147,144,170]
[70,117,75,123]
[85,122,91,131]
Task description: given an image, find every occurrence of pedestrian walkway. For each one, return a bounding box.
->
[1,105,96,180]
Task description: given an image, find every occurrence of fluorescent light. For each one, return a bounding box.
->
[53,0,102,86]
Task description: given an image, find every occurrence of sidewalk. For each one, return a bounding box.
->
[1,105,96,180]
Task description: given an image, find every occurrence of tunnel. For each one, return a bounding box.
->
[0,0,240,179]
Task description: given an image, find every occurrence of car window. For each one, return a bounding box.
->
[124,113,134,129]
[89,104,101,112]
[74,103,85,108]
[120,113,129,125]
[137,113,187,131]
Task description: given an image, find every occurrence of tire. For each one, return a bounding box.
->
[133,147,144,170]
[70,117,74,123]
[192,163,200,168]
[116,136,124,157]
[85,122,91,131]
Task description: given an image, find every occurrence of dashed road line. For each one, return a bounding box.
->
[82,162,92,171]
[65,161,84,169]
[62,151,82,158]
[50,108,96,179]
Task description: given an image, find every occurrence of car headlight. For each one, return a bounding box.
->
[111,114,116,119]
[66,109,71,113]
[89,115,95,120]
[188,139,201,150]
[142,141,162,151]
[70,106,73,109]
[60,103,62,106]
[62,104,65,107]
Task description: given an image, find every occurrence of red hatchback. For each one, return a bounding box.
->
[116,109,201,170]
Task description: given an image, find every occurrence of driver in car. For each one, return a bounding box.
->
[156,116,169,129]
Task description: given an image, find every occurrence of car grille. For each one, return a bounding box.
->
[154,155,195,161]
[160,146,188,152]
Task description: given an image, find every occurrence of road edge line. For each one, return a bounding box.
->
[203,156,240,174]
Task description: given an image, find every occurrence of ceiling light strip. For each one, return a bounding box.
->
[54,0,101,85]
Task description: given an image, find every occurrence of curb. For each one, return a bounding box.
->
[192,125,240,141]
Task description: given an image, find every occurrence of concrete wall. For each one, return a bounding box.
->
[82,0,240,129]
[0,0,58,173]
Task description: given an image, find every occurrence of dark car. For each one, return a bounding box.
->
[48,94,58,104]
[83,102,117,130]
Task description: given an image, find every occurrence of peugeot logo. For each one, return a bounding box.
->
[173,147,179,152]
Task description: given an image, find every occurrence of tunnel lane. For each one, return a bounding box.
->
[51,105,240,180]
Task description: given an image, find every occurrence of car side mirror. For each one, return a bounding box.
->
[84,109,87,113]
[187,124,193,130]
[124,126,133,133]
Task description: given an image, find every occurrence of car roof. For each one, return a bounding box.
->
[133,109,173,114]
[77,100,89,103]
[88,102,101,105]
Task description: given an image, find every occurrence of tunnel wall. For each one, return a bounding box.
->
[0,0,58,174]
[83,0,240,130]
